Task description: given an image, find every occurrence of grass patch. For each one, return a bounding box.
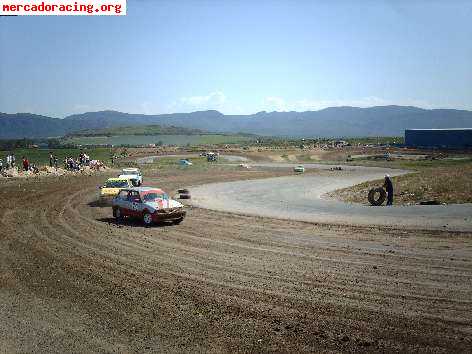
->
[331,158,472,205]
[63,134,253,147]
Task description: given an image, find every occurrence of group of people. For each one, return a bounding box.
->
[0,153,17,171]
[64,151,92,171]
[1,149,107,178]
[21,156,39,173]
[0,153,39,174]
[1,154,17,172]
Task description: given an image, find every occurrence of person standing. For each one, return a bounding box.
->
[384,174,394,206]
[49,152,54,167]
[54,155,58,169]
[22,156,29,172]
[6,154,11,169]
[0,158,3,172]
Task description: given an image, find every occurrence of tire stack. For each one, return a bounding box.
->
[178,188,191,200]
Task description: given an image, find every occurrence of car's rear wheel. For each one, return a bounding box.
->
[173,217,184,225]
[114,208,123,222]
[143,212,153,226]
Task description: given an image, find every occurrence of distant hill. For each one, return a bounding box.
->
[68,124,206,137]
[1,106,472,139]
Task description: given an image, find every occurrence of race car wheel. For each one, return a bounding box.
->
[115,208,123,222]
[143,212,153,226]
[173,217,184,225]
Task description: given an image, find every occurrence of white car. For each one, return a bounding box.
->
[179,159,193,166]
[112,187,186,225]
[119,168,143,186]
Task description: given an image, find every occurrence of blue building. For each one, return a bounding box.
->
[405,128,472,149]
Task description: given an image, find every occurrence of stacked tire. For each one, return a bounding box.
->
[178,188,191,200]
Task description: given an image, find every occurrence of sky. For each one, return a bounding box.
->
[1,0,471,117]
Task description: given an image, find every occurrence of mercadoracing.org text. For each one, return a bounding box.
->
[0,0,126,15]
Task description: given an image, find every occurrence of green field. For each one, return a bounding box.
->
[64,134,253,146]
[69,124,203,137]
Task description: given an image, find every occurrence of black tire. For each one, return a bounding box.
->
[179,194,191,199]
[114,208,123,222]
[173,217,184,225]
[368,187,387,206]
[143,212,153,226]
[178,188,189,194]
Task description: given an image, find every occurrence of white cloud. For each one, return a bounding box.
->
[263,96,289,112]
[174,91,227,112]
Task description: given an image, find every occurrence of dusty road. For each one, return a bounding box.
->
[189,163,472,231]
[1,168,472,352]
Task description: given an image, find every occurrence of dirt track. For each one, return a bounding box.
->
[1,169,472,352]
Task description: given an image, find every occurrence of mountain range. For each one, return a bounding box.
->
[1,106,472,139]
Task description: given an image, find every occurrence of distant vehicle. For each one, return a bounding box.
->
[99,177,134,204]
[179,159,193,166]
[239,163,251,169]
[118,167,143,186]
[206,152,219,162]
[293,165,305,173]
[112,187,186,226]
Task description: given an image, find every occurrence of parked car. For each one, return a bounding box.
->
[293,165,305,173]
[99,178,134,204]
[179,159,193,166]
[112,187,186,226]
[118,168,143,186]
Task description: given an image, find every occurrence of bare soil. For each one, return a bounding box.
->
[1,167,471,352]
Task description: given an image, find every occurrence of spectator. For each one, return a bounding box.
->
[0,158,3,172]
[6,154,12,169]
[11,154,16,168]
[54,156,58,169]
[384,174,394,206]
[31,163,39,174]
[22,156,29,172]
[49,152,54,167]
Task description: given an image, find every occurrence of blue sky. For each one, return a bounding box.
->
[1,0,471,117]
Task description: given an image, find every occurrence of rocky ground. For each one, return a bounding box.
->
[1,166,471,352]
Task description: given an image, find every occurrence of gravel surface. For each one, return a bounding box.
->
[1,169,471,352]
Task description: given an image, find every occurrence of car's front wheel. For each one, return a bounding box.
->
[143,212,153,226]
[114,207,123,222]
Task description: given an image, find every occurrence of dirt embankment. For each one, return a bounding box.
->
[1,168,471,352]
[330,163,472,205]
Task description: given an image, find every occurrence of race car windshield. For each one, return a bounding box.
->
[142,193,168,202]
[105,180,128,188]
